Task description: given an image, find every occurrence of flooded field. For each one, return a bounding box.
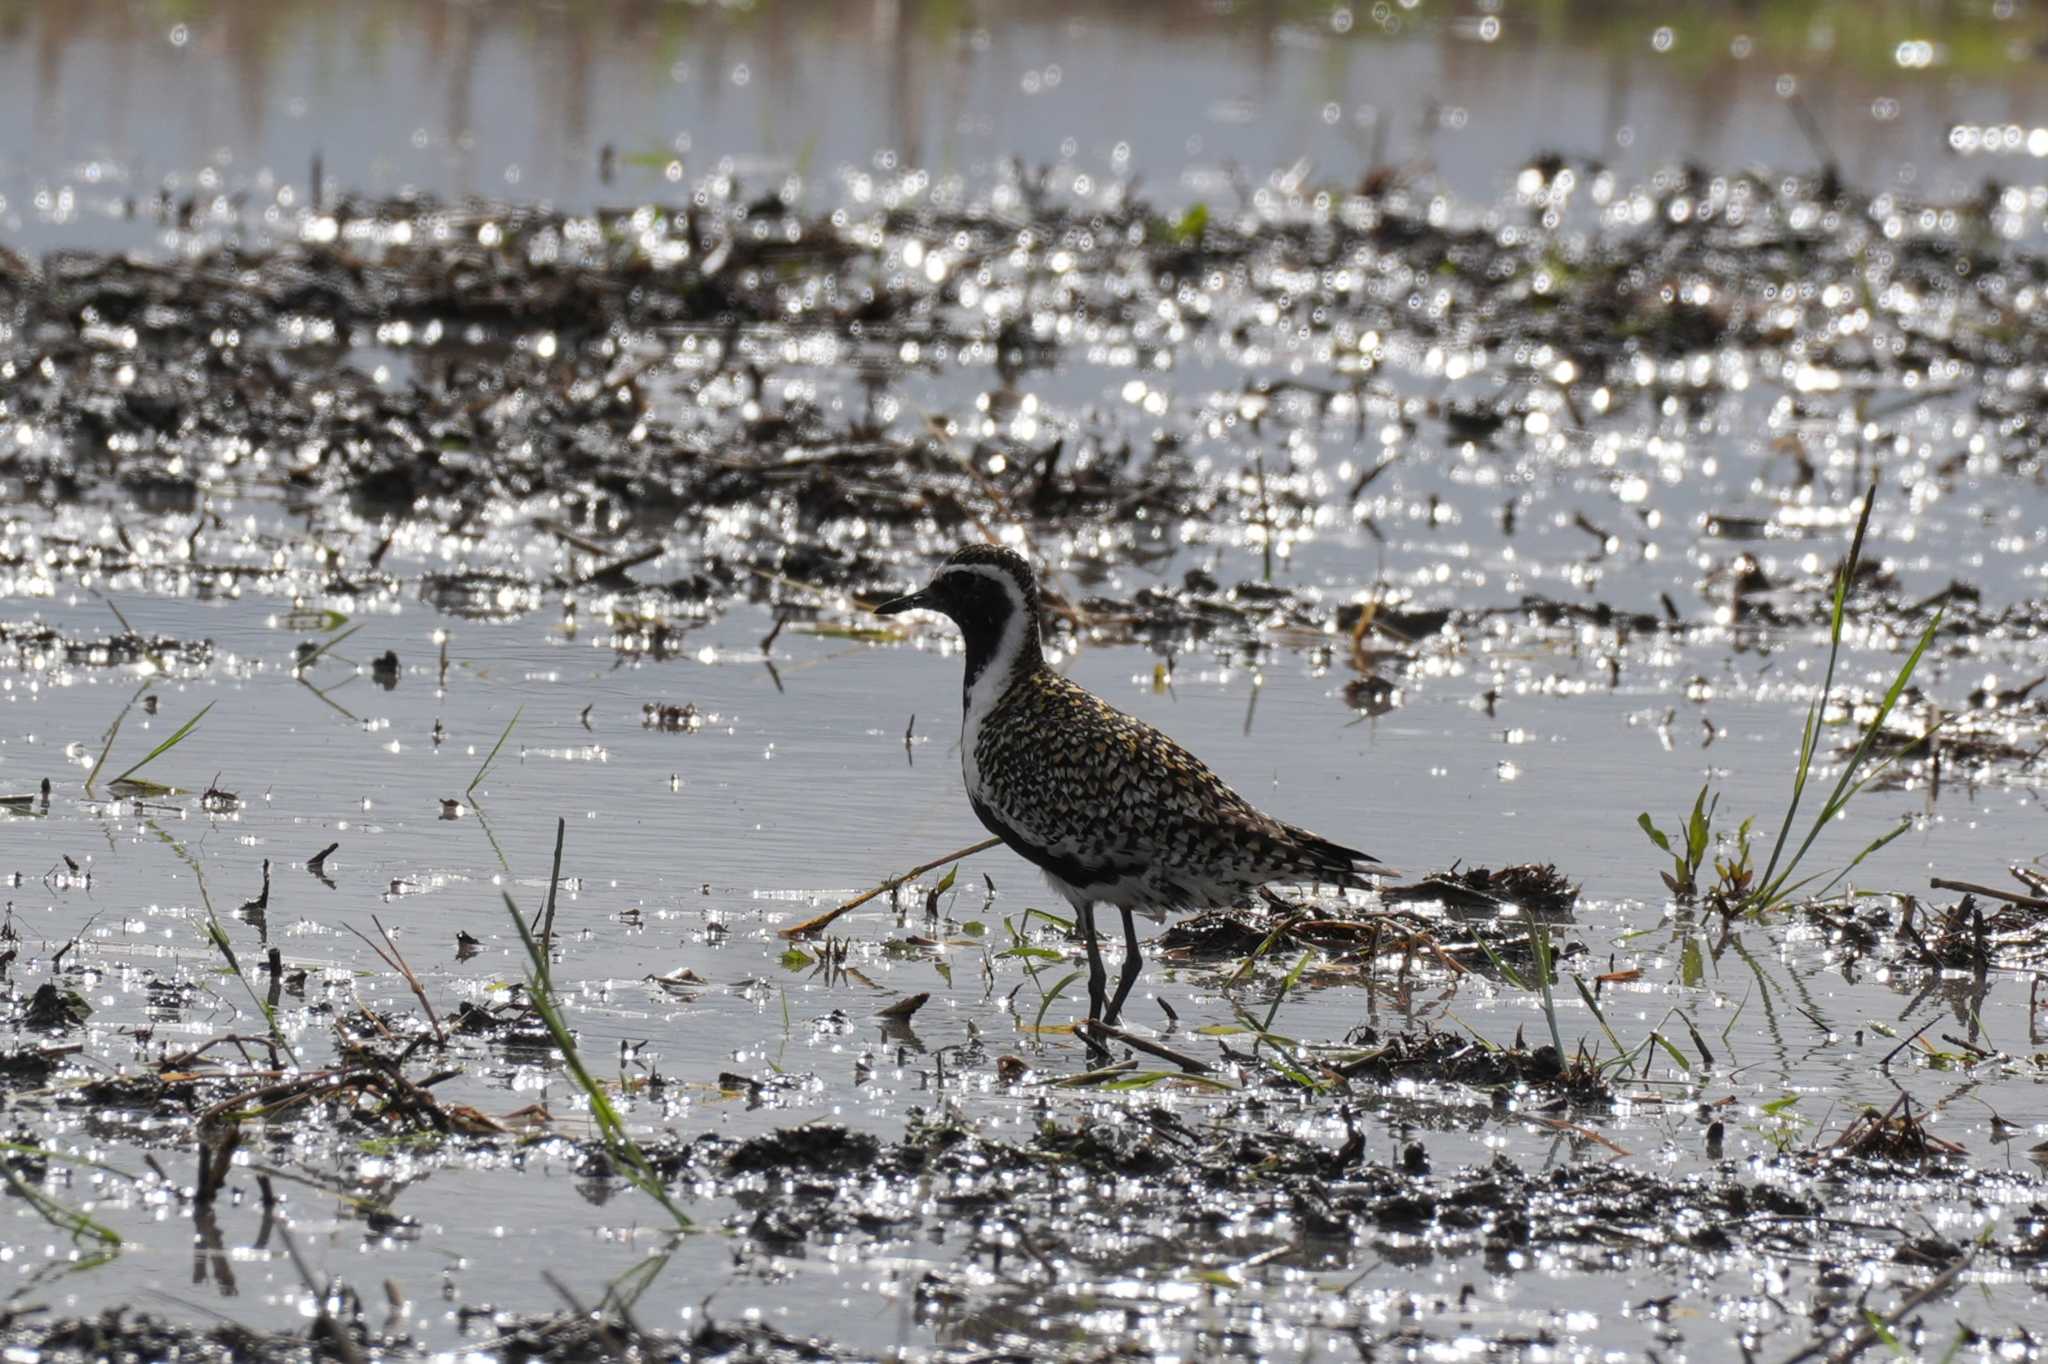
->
[4,2,2048,1361]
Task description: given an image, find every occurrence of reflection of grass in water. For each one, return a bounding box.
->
[0,1141,131,1286]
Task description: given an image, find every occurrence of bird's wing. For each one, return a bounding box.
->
[973,674,1366,883]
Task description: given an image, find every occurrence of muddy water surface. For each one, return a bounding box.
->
[2,3,2048,1361]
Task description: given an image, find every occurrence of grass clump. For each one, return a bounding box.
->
[1640,483,1941,915]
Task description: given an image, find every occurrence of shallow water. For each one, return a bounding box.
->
[4,2,2048,1360]
[5,504,2046,1354]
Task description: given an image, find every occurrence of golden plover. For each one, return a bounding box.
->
[877,545,1381,1030]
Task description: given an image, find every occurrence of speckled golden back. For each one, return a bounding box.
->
[968,665,1367,910]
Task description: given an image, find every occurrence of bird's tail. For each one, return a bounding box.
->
[1281,825,1390,889]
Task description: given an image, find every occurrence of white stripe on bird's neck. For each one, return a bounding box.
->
[949,563,1036,801]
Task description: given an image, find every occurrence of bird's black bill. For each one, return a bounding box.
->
[874,590,929,616]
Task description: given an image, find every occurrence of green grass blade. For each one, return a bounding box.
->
[1755,480,1874,894]
[1262,949,1315,1032]
[1475,933,1529,990]
[504,891,691,1230]
[1529,922,1565,1057]
[108,700,214,787]
[1806,819,1914,901]
[1832,485,1873,631]
[1719,988,1750,1045]
[1755,696,1826,895]
[1814,609,1943,817]
[1444,1013,1505,1052]
[1569,975,1631,1068]
[1033,970,1081,1032]
[1227,921,1289,986]
[141,818,297,1065]
[1755,606,1941,908]
[84,682,151,794]
[467,705,523,798]
[1677,1011,1717,1069]
[1101,1070,1236,1093]
[1647,1029,1693,1073]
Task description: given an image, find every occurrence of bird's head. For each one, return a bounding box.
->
[876,545,1044,681]
[875,545,1039,626]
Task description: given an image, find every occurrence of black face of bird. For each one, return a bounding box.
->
[875,554,1040,676]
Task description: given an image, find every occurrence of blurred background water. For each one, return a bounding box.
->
[6,0,2048,248]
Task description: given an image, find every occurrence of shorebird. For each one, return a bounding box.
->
[876,544,1382,1032]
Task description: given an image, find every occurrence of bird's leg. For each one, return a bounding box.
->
[1105,907,1143,1026]
[1077,901,1108,1025]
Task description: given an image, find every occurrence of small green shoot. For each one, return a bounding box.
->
[1032,970,1081,1032]
[1474,934,1530,990]
[1261,949,1314,1034]
[1099,1069,1235,1093]
[1862,1311,1908,1358]
[1714,816,1756,900]
[142,819,297,1064]
[467,705,523,798]
[926,862,959,911]
[1638,785,1715,898]
[1569,975,1631,1065]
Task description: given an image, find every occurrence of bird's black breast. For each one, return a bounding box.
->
[968,793,1137,891]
